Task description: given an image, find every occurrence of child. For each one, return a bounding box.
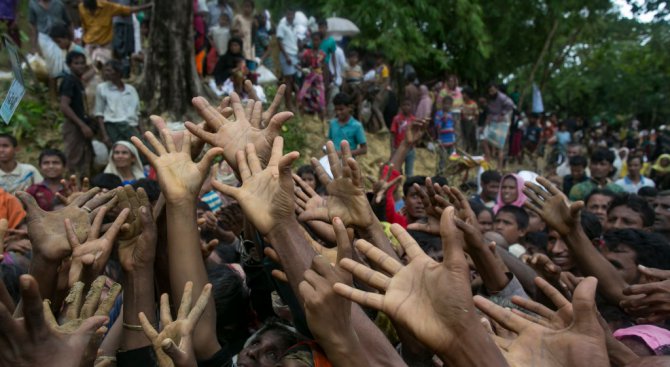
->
[328,93,367,157]
[209,13,232,56]
[460,86,479,154]
[494,205,529,257]
[390,100,416,176]
[343,50,363,86]
[434,96,456,176]
[26,149,67,211]
[0,134,43,194]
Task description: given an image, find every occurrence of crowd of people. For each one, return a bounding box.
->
[1,1,669,367]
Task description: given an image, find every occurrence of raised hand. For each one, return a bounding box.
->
[57,175,90,205]
[117,188,157,273]
[211,137,299,235]
[244,81,286,127]
[299,140,374,229]
[185,91,292,171]
[66,207,130,286]
[16,188,118,264]
[139,282,212,367]
[474,277,609,367]
[521,253,563,286]
[524,177,583,237]
[131,129,222,203]
[621,266,670,323]
[0,275,110,367]
[334,207,490,357]
[366,164,404,205]
[509,276,574,329]
[405,118,428,146]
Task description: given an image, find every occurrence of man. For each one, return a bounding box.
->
[28,0,71,58]
[483,83,515,169]
[26,149,67,211]
[562,155,589,194]
[653,191,670,240]
[95,59,140,144]
[472,170,502,209]
[616,155,656,194]
[59,50,98,177]
[569,148,624,201]
[606,194,655,230]
[557,143,586,177]
[0,134,43,194]
[277,9,299,112]
[584,189,618,226]
[328,93,367,157]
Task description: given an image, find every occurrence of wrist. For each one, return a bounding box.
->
[267,218,301,242]
[439,319,506,365]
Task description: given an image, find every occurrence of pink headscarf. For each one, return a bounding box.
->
[493,173,527,213]
[414,85,433,120]
[613,325,670,355]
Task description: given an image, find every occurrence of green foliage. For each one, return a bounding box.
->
[263,84,306,164]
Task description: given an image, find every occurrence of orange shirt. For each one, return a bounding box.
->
[0,188,25,229]
[79,1,131,45]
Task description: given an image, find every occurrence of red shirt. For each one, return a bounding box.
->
[26,182,65,211]
[390,113,415,149]
[381,166,408,228]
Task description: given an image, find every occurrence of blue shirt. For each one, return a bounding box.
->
[328,116,367,151]
[434,110,455,147]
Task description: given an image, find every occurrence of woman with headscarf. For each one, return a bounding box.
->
[103,141,145,185]
[213,37,246,87]
[414,85,433,120]
[650,154,670,190]
[493,173,527,213]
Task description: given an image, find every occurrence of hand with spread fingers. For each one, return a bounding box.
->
[366,164,404,205]
[244,80,286,127]
[621,266,670,323]
[474,276,609,367]
[0,275,110,367]
[523,177,584,237]
[139,282,212,367]
[522,253,563,286]
[333,208,506,365]
[131,130,223,204]
[298,140,374,229]
[117,191,157,273]
[211,137,300,235]
[293,173,343,246]
[57,175,90,205]
[299,217,369,367]
[16,188,118,264]
[185,91,292,171]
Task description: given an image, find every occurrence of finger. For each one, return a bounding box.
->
[161,338,188,362]
[160,293,173,325]
[298,206,330,223]
[64,281,86,321]
[197,147,224,175]
[279,151,300,179]
[265,84,286,121]
[339,258,391,291]
[353,240,403,275]
[523,187,545,208]
[346,158,362,188]
[311,157,332,187]
[131,136,158,164]
[102,208,130,242]
[264,111,293,139]
[570,277,601,334]
[43,300,59,328]
[74,315,109,337]
[473,295,528,333]
[293,173,318,197]
[96,281,122,317]
[15,191,47,220]
[72,187,101,207]
[298,280,317,302]
[510,295,557,322]
[88,207,107,240]
[192,96,226,130]
[181,130,193,156]
[211,179,240,200]
[138,311,159,339]
[143,130,168,156]
[81,276,106,318]
[386,175,403,189]
[81,177,90,191]
[244,80,260,101]
[440,207,467,264]
[536,176,564,197]
[187,283,212,324]
[638,265,670,281]
[333,283,384,311]
[230,93,248,125]
[333,217,352,263]
[65,218,82,249]
[294,187,310,204]
[244,99,255,121]
[390,224,424,260]
[534,276,571,309]
[185,121,218,145]
[268,136,285,168]
[250,101,263,128]
[236,149,251,180]
[83,187,116,211]
[20,275,48,338]
[272,269,288,283]
[326,141,342,179]
[245,144,263,173]
[623,282,665,296]
[177,282,193,320]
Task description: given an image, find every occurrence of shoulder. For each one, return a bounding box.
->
[607,182,624,191]
[349,118,364,128]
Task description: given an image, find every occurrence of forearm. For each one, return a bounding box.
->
[60,104,87,128]
[389,141,411,169]
[438,320,508,367]
[564,226,629,304]
[166,200,220,359]
[121,270,155,351]
[357,218,400,262]
[351,146,367,156]
[496,247,538,298]
[317,328,371,367]
[470,246,510,293]
[350,306,407,367]
[28,255,59,304]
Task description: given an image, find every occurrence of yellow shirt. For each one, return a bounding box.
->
[79,1,131,45]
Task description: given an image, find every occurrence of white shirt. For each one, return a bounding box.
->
[615,176,656,194]
[94,81,140,126]
[276,21,298,56]
[0,163,43,194]
[328,46,346,87]
[209,25,230,56]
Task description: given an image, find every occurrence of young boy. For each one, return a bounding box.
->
[209,13,232,56]
[328,93,367,157]
[563,155,589,194]
[460,86,479,154]
[60,51,96,178]
[0,134,42,194]
[390,100,416,176]
[434,96,456,176]
[26,149,67,211]
[494,205,529,257]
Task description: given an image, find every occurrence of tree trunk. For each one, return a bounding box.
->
[139,0,205,119]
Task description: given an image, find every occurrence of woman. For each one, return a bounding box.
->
[651,154,670,190]
[297,32,326,119]
[213,37,245,86]
[493,173,526,213]
[232,0,255,60]
[78,0,152,65]
[254,12,273,69]
[103,141,145,185]
[470,200,494,233]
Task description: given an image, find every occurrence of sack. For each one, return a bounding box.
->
[91,140,109,169]
[485,115,511,149]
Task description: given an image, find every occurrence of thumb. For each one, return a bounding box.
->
[297,207,330,223]
[211,179,239,200]
[76,315,109,336]
[570,277,602,335]
[15,191,45,220]
[161,338,189,363]
[197,147,224,174]
[569,201,585,218]
[638,265,670,280]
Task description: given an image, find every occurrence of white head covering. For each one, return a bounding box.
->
[104,141,145,182]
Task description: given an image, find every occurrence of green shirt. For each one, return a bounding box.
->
[568,179,624,201]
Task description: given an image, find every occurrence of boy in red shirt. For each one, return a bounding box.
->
[390,99,416,176]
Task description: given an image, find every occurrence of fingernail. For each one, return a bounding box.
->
[20,276,30,290]
[638,265,647,270]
